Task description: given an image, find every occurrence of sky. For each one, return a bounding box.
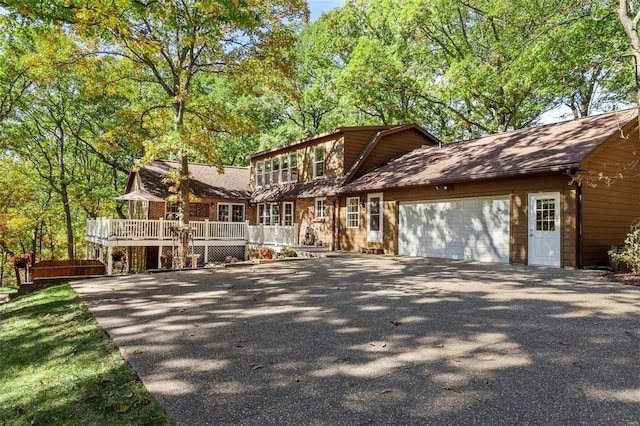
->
[308,0,345,21]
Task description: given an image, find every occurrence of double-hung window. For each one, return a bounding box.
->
[290,152,298,182]
[283,202,294,226]
[315,198,326,219]
[346,197,360,228]
[256,161,264,187]
[264,160,272,186]
[313,146,325,179]
[272,157,280,185]
[281,155,289,182]
[217,204,230,222]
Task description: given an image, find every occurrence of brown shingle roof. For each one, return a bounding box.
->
[136,160,251,200]
[341,109,637,193]
[251,178,342,203]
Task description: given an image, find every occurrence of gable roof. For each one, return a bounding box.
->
[131,160,251,200]
[341,108,638,193]
[342,123,440,185]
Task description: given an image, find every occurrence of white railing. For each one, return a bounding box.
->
[248,224,299,246]
[86,218,248,242]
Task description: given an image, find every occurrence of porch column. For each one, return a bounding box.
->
[106,246,113,276]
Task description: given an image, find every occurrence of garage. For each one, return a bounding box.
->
[398,196,510,263]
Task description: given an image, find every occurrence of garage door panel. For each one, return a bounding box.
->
[399,197,510,263]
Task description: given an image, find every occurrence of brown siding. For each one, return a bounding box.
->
[296,197,338,248]
[355,129,434,179]
[579,129,640,267]
[342,130,381,170]
[341,173,579,267]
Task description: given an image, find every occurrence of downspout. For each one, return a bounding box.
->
[331,198,337,251]
[576,181,583,269]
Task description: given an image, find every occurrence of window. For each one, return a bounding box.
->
[217,204,230,222]
[231,205,244,222]
[264,160,272,186]
[346,197,360,228]
[271,203,280,225]
[315,198,326,219]
[313,146,325,179]
[191,203,210,218]
[256,161,264,187]
[258,203,280,225]
[272,157,280,185]
[219,204,245,222]
[290,152,298,182]
[166,202,209,219]
[165,202,180,220]
[535,198,556,231]
[281,155,289,182]
[283,202,294,226]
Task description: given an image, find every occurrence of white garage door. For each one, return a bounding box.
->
[399,196,510,263]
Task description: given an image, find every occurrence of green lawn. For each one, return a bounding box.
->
[0,284,172,425]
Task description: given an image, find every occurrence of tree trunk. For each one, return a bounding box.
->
[61,183,75,259]
[174,100,191,269]
[618,0,640,126]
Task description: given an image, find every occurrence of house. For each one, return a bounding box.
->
[338,108,640,268]
[87,108,640,272]
[86,159,251,272]
[249,124,441,250]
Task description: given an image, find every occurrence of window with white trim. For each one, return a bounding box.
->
[256,161,264,187]
[218,203,245,222]
[315,198,326,219]
[283,202,294,226]
[258,204,266,225]
[281,155,289,182]
[313,146,325,179]
[272,157,280,185]
[290,152,298,182]
[271,203,280,225]
[264,160,272,186]
[346,197,360,228]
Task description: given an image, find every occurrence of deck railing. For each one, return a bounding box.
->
[86,218,248,242]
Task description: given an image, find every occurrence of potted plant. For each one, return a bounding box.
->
[246,247,260,260]
[112,249,125,262]
[259,246,276,259]
[9,253,31,285]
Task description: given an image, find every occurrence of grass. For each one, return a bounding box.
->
[0,284,172,425]
[0,285,18,294]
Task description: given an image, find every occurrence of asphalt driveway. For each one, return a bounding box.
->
[71,256,640,425]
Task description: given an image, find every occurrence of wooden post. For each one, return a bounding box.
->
[107,246,113,276]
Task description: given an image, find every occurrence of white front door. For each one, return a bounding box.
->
[528,192,561,267]
[367,193,383,242]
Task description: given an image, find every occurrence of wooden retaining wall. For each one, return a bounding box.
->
[31,259,106,281]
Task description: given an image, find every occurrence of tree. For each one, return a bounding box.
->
[618,0,640,125]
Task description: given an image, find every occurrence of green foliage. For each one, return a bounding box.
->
[280,247,298,258]
[0,284,170,425]
[609,228,640,274]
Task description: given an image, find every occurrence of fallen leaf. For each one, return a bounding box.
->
[441,385,452,390]
[333,357,351,363]
[194,324,200,327]
[571,362,584,369]
[118,404,130,413]
[380,388,392,394]
[436,344,444,348]
[250,363,263,370]
[390,320,402,326]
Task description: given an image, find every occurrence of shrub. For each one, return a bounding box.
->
[280,247,298,258]
[259,247,276,258]
[609,228,640,274]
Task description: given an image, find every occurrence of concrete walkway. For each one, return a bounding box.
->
[71,256,640,425]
